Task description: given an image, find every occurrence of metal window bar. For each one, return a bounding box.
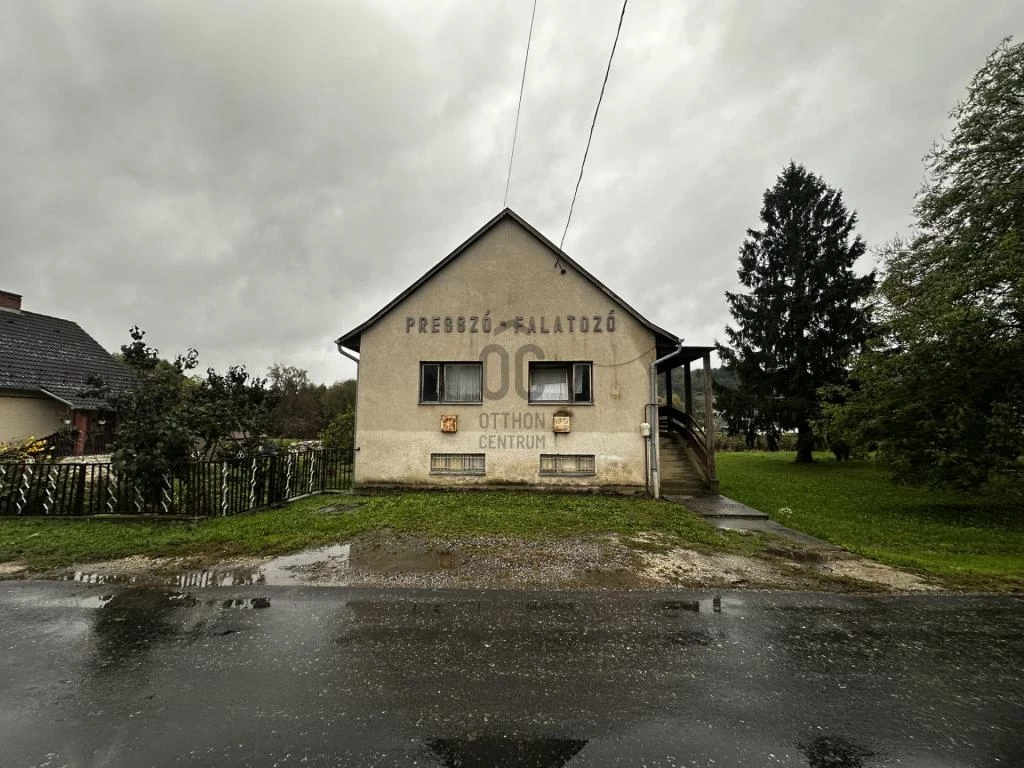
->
[429,453,486,475]
[539,454,596,476]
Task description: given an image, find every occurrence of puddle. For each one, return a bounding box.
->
[219,597,271,610]
[659,597,724,613]
[526,600,577,612]
[579,567,648,588]
[41,594,115,609]
[428,736,587,768]
[65,571,140,585]
[59,541,468,588]
[350,545,456,573]
[89,590,198,668]
[663,628,715,647]
[798,735,874,768]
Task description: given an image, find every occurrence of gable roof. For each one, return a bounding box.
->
[336,208,680,354]
[0,308,132,409]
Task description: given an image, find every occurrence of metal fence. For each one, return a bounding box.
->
[0,448,353,517]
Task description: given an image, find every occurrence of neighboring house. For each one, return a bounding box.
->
[0,290,130,456]
[335,209,717,496]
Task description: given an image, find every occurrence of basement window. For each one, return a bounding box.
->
[430,453,486,475]
[528,362,592,404]
[420,362,483,404]
[539,454,596,476]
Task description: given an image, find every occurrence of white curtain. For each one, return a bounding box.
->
[530,367,568,401]
[444,364,481,402]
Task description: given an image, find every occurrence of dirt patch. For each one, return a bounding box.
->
[823,558,940,592]
[31,530,942,593]
[0,562,28,576]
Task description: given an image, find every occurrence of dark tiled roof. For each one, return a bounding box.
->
[0,309,132,409]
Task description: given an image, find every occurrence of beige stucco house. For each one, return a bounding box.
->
[0,290,127,455]
[335,210,716,496]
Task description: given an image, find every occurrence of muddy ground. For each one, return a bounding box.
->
[30,530,941,593]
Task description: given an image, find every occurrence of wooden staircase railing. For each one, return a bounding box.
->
[658,405,716,490]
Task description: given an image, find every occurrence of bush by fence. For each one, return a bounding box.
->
[0,448,352,517]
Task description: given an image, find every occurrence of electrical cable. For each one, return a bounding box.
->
[503,0,538,209]
[559,0,629,251]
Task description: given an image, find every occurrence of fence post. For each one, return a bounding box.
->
[15,464,33,515]
[43,465,59,515]
[74,465,86,516]
[161,473,172,515]
[221,461,229,516]
[106,468,118,515]
[249,458,257,510]
[284,454,294,500]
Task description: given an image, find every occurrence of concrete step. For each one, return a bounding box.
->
[660,465,706,481]
[661,484,710,495]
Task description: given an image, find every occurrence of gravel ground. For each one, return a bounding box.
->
[37,531,941,593]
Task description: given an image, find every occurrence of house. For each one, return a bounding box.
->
[335,209,717,496]
[0,290,130,456]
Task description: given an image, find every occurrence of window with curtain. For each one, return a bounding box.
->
[528,362,592,404]
[420,362,483,404]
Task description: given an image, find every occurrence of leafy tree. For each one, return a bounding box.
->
[320,410,355,455]
[266,364,323,438]
[189,365,274,460]
[322,379,357,419]
[88,327,272,501]
[265,365,357,438]
[828,39,1024,487]
[718,162,875,462]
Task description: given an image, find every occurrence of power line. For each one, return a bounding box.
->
[559,0,629,250]
[503,0,538,209]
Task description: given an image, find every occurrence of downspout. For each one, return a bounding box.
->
[335,341,360,484]
[641,405,651,496]
[650,342,684,499]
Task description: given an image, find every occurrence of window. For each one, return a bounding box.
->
[420,362,483,404]
[528,362,592,404]
[539,454,596,476]
[430,453,486,475]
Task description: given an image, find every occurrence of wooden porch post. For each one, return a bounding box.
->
[684,361,693,415]
[664,368,672,409]
[702,352,718,492]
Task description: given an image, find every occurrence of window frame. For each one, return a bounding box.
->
[419,361,484,405]
[430,453,486,475]
[527,361,593,405]
[539,454,596,476]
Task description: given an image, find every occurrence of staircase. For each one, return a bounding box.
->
[658,433,712,496]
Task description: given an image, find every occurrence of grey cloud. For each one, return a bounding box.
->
[2,0,1022,383]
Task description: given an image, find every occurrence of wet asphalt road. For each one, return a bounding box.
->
[1,583,1021,768]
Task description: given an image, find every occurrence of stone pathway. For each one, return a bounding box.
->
[664,493,845,553]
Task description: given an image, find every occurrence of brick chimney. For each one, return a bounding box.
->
[0,290,22,311]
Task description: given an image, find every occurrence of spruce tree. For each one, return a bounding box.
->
[829,39,1024,487]
[719,162,875,462]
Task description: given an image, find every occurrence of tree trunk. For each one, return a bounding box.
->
[795,423,815,463]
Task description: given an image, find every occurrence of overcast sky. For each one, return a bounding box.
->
[3,1,1021,383]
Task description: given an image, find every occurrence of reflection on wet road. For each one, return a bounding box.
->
[1,584,1021,766]
[60,540,470,588]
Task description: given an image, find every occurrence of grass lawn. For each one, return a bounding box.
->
[0,492,756,573]
[717,452,1024,591]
